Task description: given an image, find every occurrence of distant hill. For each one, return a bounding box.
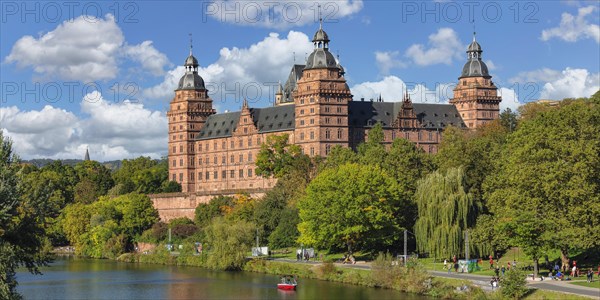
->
[24,159,123,170]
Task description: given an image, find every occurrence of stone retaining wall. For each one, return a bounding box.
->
[149,189,267,222]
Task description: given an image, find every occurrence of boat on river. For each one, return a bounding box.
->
[277,275,297,290]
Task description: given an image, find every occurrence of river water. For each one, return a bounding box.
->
[17,257,429,299]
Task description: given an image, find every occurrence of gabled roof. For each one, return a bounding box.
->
[196,105,296,140]
[348,101,466,129]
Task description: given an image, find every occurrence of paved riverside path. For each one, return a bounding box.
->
[269,258,600,298]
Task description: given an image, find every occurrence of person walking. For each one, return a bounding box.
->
[494,266,500,277]
[489,255,494,269]
[501,265,506,276]
[444,259,448,271]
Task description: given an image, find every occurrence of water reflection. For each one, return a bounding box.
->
[17,258,429,299]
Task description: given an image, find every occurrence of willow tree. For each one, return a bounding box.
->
[414,167,477,259]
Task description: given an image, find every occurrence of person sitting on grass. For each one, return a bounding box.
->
[556,271,563,280]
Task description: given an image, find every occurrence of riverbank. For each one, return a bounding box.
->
[115,250,597,299]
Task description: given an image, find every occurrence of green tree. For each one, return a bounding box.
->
[0,132,50,299]
[255,134,303,178]
[268,207,300,249]
[485,99,600,269]
[118,193,159,237]
[500,268,527,299]
[194,196,234,227]
[204,218,255,270]
[499,108,518,132]
[414,167,477,259]
[74,160,114,200]
[298,163,407,254]
[357,123,387,168]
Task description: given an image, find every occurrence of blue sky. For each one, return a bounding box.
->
[1,0,599,161]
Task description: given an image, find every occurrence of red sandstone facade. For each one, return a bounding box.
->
[166,25,501,195]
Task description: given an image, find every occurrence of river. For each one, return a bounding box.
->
[17,257,430,299]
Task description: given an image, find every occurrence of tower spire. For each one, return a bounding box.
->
[189,33,193,55]
[318,4,322,29]
[84,147,90,161]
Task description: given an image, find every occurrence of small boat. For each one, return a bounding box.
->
[277,275,297,290]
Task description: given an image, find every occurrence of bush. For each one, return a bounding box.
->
[370,253,431,294]
[315,261,339,280]
[500,268,527,299]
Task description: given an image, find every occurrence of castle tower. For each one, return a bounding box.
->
[293,19,352,156]
[449,32,501,129]
[167,42,215,192]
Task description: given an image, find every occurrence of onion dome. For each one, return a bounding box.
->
[460,32,490,79]
[304,19,342,71]
[177,42,205,90]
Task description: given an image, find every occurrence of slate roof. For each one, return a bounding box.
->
[282,65,305,103]
[348,101,466,129]
[196,105,296,140]
[197,100,465,140]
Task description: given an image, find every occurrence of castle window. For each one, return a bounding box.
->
[310,97,314,103]
[325,130,331,139]
[337,107,342,113]
[239,169,244,178]
[326,144,331,155]
[418,132,422,141]
[338,129,343,139]
[172,146,176,153]
[300,109,304,115]
[172,174,176,181]
[230,155,234,163]
[180,159,183,166]
[178,105,181,110]
[199,158,202,165]
[325,118,330,124]
[310,131,314,140]
[248,169,253,177]
[405,132,409,139]
[310,147,315,156]
[300,120,305,126]
[239,139,243,147]
[179,173,183,182]
[244,128,248,134]
[230,170,235,178]
[301,99,305,104]
[214,171,218,179]
[213,156,217,164]
[300,132,304,140]
[230,140,234,149]
[206,172,209,180]
[180,145,183,152]
[337,118,342,124]
[222,170,226,179]
[257,137,261,144]
[325,107,330,113]
[429,145,433,153]
[463,80,466,86]
[222,156,226,164]
[462,93,467,97]
[191,159,194,166]
[222,141,226,149]
[172,160,176,167]
[179,134,183,140]
[239,154,243,163]
[248,137,252,147]
[248,152,253,162]
[310,108,314,113]
[392,131,396,140]
[190,172,195,181]
[198,172,202,180]
[429,132,433,140]
[310,119,314,125]
[206,156,209,164]
[180,125,183,130]
[213,142,217,150]
[172,135,176,140]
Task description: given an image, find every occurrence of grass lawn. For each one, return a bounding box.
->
[525,289,592,300]
[569,279,600,289]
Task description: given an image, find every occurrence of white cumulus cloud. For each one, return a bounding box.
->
[5,14,170,82]
[205,0,363,29]
[0,91,168,161]
[539,68,600,100]
[144,31,314,107]
[375,51,406,75]
[405,28,464,66]
[541,6,600,43]
[351,76,455,104]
